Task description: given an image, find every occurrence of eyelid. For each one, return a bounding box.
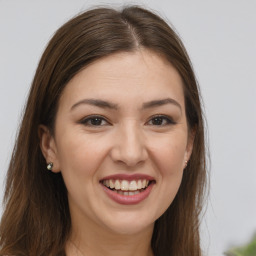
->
[146,114,176,125]
[79,114,176,127]
[79,115,111,126]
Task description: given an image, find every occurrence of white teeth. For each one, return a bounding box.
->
[129,180,137,191]
[102,178,152,193]
[114,189,144,196]
[137,180,142,189]
[120,180,129,191]
[114,180,121,190]
[109,179,115,189]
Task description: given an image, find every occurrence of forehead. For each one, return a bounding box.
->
[59,50,185,109]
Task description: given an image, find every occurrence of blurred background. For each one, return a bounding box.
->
[0,0,255,255]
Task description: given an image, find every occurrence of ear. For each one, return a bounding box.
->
[38,125,60,173]
[184,128,196,168]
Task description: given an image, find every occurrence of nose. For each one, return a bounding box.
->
[110,122,148,167]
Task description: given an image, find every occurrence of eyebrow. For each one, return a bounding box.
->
[142,98,182,111]
[71,99,118,111]
[70,98,182,112]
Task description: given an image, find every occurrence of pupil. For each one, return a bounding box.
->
[91,118,102,125]
[153,117,163,125]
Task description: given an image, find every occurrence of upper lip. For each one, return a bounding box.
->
[100,173,155,182]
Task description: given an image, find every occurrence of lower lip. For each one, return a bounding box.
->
[101,182,154,205]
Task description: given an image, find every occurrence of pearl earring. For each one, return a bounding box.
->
[47,162,53,171]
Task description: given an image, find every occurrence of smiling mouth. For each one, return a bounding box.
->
[101,179,155,196]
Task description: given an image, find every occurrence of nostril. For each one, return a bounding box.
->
[110,147,148,167]
[109,129,148,166]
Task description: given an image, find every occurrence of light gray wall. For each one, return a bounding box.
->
[1,1,255,255]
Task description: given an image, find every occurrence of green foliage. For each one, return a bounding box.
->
[224,234,256,256]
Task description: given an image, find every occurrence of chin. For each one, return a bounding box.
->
[101,212,155,236]
[109,223,153,236]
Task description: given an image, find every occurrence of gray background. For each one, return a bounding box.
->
[0,0,255,255]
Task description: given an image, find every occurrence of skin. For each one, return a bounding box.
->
[40,49,194,256]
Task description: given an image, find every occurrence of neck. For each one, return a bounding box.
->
[65,212,154,256]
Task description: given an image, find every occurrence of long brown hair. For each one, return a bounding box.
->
[0,6,207,256]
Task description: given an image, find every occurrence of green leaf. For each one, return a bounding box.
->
[224,234,256,256]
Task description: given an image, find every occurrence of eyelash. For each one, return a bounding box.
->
[80,115,110,127]
[80,115,176,127]
[146,115,176,126]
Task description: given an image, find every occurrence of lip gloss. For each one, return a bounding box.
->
[101,182,154,205]
[101,174,155,181]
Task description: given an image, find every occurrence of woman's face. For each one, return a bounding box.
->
[42,50,194,236]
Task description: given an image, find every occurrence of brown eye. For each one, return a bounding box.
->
[147,115,176,126]
[80,116,109,126]
[151,117,165,125]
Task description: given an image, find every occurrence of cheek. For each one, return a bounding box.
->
[158,142,185,191]
[149,134,187,212]
[149,134,187,176]
[56,134,106,207]
[55,128,117,191]
[56,131,107,178]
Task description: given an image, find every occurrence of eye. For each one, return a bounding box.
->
[146,115,176,126]
[80,115,109,126]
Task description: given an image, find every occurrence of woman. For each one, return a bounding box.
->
[0,6,207,256]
